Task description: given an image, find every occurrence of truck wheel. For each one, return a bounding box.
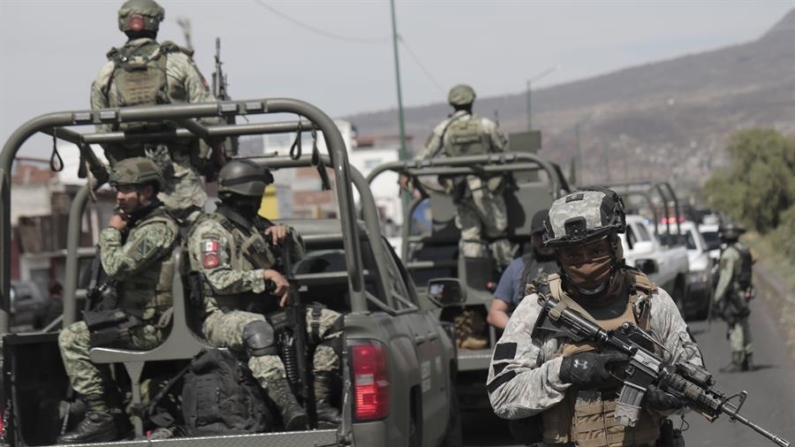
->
[439,393,463,447]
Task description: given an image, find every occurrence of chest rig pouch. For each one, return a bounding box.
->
[538,271,662,447]
[107,42,169,124]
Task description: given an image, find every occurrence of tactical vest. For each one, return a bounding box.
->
[105,41,189,130]
[540,272,662,447]
[117,207,179,322]
[443,115,490,157]
[192,211,278,314]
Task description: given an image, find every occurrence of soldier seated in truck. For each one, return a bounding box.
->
[187,160,343,431]
[58,158,180,443]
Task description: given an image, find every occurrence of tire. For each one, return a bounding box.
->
[439,393,463,447]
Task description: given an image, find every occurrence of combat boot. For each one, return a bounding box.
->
[315,372,342,426]
[719,352,744,373]
[57,395,119,444]
[742,353,754,372]
[267,378,308,431]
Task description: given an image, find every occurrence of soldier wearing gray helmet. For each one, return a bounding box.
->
[404,84,512,269]
[91,0,225,225]
[487,188,704,447]
[713,222,756,373]
[58,158,179,443]
[187,160,344,431]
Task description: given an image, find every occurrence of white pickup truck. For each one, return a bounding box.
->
[619,215,690,314]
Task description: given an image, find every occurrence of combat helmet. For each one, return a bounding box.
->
[448,84,476,107]
[118,0,165,34]
[719,222,746,242]
[217,160,274,198]
[109,157,165,190]
[544,188,626,248]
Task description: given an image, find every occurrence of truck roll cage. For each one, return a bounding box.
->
[0,98,374,333]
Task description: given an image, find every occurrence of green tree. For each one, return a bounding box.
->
[704,128,795,233]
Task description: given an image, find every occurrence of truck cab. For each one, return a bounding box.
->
[0,98,461,446]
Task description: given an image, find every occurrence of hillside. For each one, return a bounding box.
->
[346,9,795,188]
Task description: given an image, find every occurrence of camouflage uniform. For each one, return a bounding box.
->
[91,37,219,222]
[487,189,705,447]
[714,241,754,370]
[417,110,511,266]
[59,206,178,397]
[487,286,704,447]
[187,209,343,387]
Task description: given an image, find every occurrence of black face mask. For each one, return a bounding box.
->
[220,196,260,221]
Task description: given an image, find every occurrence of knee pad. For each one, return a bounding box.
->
[242,320,278,357]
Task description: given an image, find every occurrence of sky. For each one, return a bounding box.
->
[1,0,793,157]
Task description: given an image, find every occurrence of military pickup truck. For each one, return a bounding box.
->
[0,99,462,446]
[367,153,570,412]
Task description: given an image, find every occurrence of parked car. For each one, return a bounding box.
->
[620,215,690,316]
[659,221,714,320]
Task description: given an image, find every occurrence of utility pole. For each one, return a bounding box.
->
[575,122,582,183]
[390,0,410,211]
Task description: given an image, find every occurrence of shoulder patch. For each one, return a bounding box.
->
[201,237,221,269]
[493,342,517,361]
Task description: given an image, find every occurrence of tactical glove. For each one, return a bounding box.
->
[559,351,628,389]
[645,385,685,411]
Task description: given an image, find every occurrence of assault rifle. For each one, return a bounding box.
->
[534,295,790,447]
[212,37,229,102]
[258,221,317,429]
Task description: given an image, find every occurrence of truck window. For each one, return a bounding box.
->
[635,223,651,241]
[383,239,420,309]
[627,225,638,247]
[293,241,387,313]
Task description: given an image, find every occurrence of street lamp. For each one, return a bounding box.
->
[526,65,559,131]
[389,0,411,216]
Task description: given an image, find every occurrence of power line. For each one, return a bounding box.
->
[251,0,390,44]
[398,35,446,95]
[251,0,447,95]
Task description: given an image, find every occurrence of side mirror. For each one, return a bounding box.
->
[635,259,658,275]
[427,278,467,307]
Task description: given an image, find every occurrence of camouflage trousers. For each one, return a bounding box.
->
[456,177,512,267]
[727,316,753,357]
[201,306,342,390]
[157,151,207,225]
[58,321,166,396]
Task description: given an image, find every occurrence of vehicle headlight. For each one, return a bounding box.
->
[688,269,709,283]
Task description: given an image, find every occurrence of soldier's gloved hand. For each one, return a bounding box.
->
[559,351,629,389]
[645,385,685,411]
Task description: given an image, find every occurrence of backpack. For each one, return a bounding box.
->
[105,40,187,131]
[443,116,490,157]
[182,349,269,436]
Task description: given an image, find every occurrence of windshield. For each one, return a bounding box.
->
[701,231,721,250]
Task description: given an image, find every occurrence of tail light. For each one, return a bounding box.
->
[351,340,389,421]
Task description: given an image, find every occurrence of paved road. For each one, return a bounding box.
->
[462,294,795,447]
